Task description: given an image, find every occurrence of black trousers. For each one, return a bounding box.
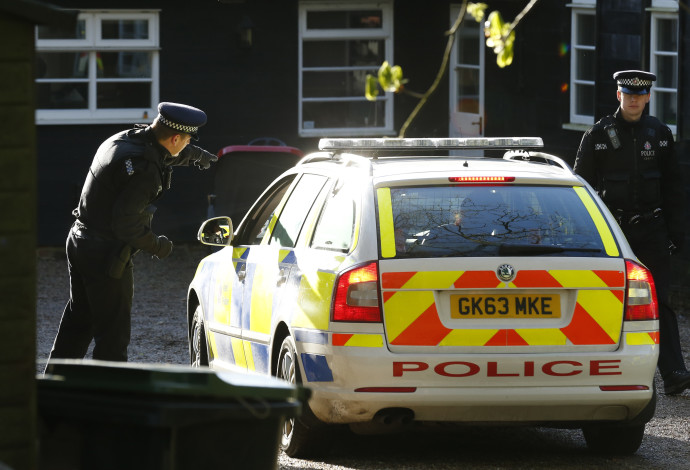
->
[47,225,133,363]
[624,218,686,376]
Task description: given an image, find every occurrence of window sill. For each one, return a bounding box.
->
[562,123,591,132]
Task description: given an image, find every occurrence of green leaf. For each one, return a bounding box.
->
[467,3,488,22]
[378,61,406,93]
[484,10,516,68]
[365,74,379,101]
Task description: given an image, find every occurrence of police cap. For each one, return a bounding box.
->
[157,102,207,140]
[613,70,656,95]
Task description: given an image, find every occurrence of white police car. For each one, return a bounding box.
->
[188,138,659,457]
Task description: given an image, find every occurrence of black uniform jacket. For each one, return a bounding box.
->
[574,108,685,244]
[74,126,207,255]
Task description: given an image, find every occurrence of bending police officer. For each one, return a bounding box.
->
[46,102,218,365]
[574,70,689,395]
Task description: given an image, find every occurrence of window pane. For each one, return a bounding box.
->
[304,71,373,97]
[36,83,88,109]
[575,83,594,116]
[36,52,88,79]
[575,50,595,81]
[655,18,678,52]
[388,186,607,258]
[654,91,677,125]
[457,14,479,65]
[101,19,150,40]
[37,19,86,39]
[312,187,355,251]
[270,174,328,247]
[456,68,479,113]
[576,14,595,46]
[100,52,152,78]
[303,40,384,67]
[655,55,677,88]
[307,10,382,29]
[97,82,151,108]
[303,100,386,129]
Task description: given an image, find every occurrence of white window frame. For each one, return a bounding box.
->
[648,4,678,135]
[35,10,160,125]
[298,1,394,137]
[568,1,596,127]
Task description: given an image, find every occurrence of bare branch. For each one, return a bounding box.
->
[399,0,469,137]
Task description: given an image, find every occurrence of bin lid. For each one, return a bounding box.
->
[40,360,310,402]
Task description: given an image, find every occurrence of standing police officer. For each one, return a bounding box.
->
[46,102,218,365]
[574,71,689,395]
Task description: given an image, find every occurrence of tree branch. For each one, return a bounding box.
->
[399,0,469,137]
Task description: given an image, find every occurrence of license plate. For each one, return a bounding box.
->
[450,294,561,319]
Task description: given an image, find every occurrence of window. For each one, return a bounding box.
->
[35,11,159,125]
[649,11,678,133]
[387,185,608,259]
[270,174,329,247]
[311,181,358,252]
[235,176,296,245]
[298,1,394,137]
[569,2,596,125]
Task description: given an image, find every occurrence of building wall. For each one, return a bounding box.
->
[0,10,39,470]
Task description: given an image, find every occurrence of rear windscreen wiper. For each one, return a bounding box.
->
[498,244,602,256]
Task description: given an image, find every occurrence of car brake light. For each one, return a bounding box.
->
[448,176,515,183]
[332,262,382,322]
[624,260,659,321]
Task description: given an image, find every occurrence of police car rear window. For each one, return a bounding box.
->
[385,185,610,258]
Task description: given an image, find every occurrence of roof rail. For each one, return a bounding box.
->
[502,150,574,173]
[297,151,374,175]
[296,152,333,165]
[319,137,543,151]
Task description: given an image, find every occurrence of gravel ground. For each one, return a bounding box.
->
[36,245,690,469]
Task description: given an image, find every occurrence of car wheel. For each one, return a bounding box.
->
[190,305,209,367]
[276,336,330,458]
[582,423,645,455]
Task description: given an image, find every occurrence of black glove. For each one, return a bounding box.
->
[193,149,218,170]
[155,235,173,259]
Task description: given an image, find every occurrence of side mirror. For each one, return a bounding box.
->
[198,216,233,246]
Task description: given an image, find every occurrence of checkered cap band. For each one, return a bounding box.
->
[617,77,653,88]
[159,115,199,135]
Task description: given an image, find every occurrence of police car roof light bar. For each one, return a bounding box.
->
[319,137,544,151]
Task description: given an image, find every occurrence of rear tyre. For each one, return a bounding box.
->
[189,305,209,367]
[582,423,645,455]
[276,335,330,458]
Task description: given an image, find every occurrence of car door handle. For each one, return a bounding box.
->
[472,116,483,134]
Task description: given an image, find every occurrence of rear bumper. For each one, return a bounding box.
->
[297,332,658,425]
[308,385,654,424]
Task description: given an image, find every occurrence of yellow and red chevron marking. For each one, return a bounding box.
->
[382,269,625,347]
[332,333,384,348]
[626,331,660,346]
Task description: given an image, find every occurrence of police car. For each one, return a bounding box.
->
[187,138,659,457]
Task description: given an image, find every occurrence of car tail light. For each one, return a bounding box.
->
[624,260,659,321]
[332,261,382,322]
[448,176,515,183]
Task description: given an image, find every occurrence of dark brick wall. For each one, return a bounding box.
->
[0,11,38,470]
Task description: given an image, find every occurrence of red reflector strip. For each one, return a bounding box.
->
[355,387,417,393]
[599,385,649,391]
[448,176,516,183]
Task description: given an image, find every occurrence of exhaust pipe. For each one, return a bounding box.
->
[374,408,414,426]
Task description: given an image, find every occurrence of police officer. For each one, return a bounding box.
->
[46,102,218,365]
[574,71,689,395]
